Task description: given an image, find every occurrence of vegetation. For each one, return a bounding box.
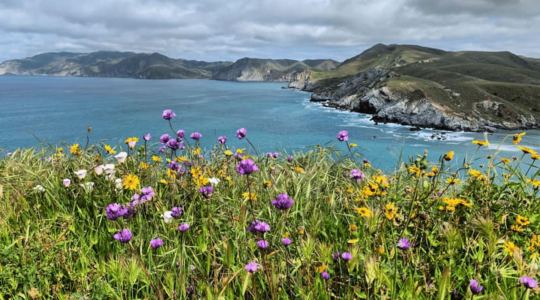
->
[2,111,540,299]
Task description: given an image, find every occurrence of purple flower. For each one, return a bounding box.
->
[273,152,279,158]
[190,132,202,140]
[341,252,352,261]
[337,130,348,142]
[199,186,213,199]
[332,252,340,260]
[189,265,195,271]
[257,240,269,249]
[282,238,292,247]
[218,136,227,145]
[247,220,271,234]
[171,207,183,218]
[159,146,165,153]
[397,238,411,250]
[106,203,128,220]
[321,272,330,280]
[143,133,151,141]
[287,156,293,162]
[350,169,365,182]
[150,238,164,249]
[245,262,258,273]
[169,161,179,171]
[236,128,247,139]
[271,193,294,210]
[163,109,176,120]
[167,139,180,150]
[160,134,171,144]
[113,228,132,243]
[141,186,155,201]
[363,158,370,164]
[236,159,259,175]
[470,279,483,294]
[177,130,185,139]
[178,223,190,232]
[520,276,538,289]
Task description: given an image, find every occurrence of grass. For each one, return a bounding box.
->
[1,116,540,299]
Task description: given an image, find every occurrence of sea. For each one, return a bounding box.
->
[1,75,540,171]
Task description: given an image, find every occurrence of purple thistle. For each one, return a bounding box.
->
[337,130,348,142]
[470,279,483,294]
[169,161,179,171]
[245,262,258,273]
[190,132,202,140]
[159,146,165,153]
[178,223,190,232]
[167,139,180,150]
[271,193,294,210]
[363,158,370,164]
[199,186,213,199]
[113,228,132,243]
[341,252,352,261]
[287,156,294,162]
[282,238,292,247]
[350,169,365,182]
[236,159,259,175]
[520,276,538,289]
[162,109,176,120]
[160,134,171,144]
[257,240,269,249]
[218,136,227,145]
[150,238,164,249]
[273,152,279,158]
[143,133,151,141]
[236,128,247,139]
[397,238,411,250]
[177,130,185,139]
[106,203,128,220]
[247,220,271,234]
[332,252,340,260]
[171,207,183,218]
[321,272,330,280]
[141,186,155,201]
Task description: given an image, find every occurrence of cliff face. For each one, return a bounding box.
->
[292,44,540,132]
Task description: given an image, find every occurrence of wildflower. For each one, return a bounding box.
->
[504,241,521,255]
[332,252,340,260]
[62,179,71,187]
[349,224,358,232]
[224,150,233,156]
[236,159,259,175]
[177,130,185,139]
[247,220,271,234]
[472,140,490,146]
[470,279,483,294]
[516,215,530,226]
[106,203,128,220]
[114,178,123,190]
[125,137,139,149]
[245,262,258,273]
[271,193,295,210]
[33,185,46,192]
[94,165,104,175]
[350,169,365,182]
[282,238,292,247]
[520,276,538,289]
[152,156,162,163]
[114,152,128,163]
[199,186,213,199]
[513,132,526,145]
[517,146,537,155]
[160,134,171,144]
[397,238,411,250]
[321,272,330,280]
[209,177,220,186]
[218,136,227,144]
[171,207,182,218]
[337,130,348,142]
[349,143,357,147]
[104,144,117,154]
[501,157,510,164]
[533,154,540,160]
[385,202,398,220]
[190,132,202,140]
[74,170,87,179]
[341,252,352,261]
[80,182,94,192]
[113,229,132,243]
[122,174,139,190]
[236,128,247,139]
[257,240,269,249]
[357,207,371,218]
[150,238,164,249]
[140,162,149,169]
[166,139,180,150]
[263,180,272,187]
[143,133,151,141]
[511,225,524,232]
[469,169,484,180]
[162,211,173,223]
[443,151,454,161]
[70,144,82,155]
[178,223,190,232]
[348,239,358,244]
[162,109,176,120]
[295,167,304,173]
[408,166,422,177]
[287,155,294,162]
[446,178,460,185]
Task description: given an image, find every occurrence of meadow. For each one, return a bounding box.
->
[1,110,539,299]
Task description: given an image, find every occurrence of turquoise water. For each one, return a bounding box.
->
[1,76,540,170]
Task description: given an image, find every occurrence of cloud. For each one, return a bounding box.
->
[0,0,539,63]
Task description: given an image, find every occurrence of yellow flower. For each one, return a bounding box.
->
[284,232,290,238]
[236,149,243,154]
[513,132,526,145]
[532,154,540,160]
[195,177,209,188]
[70,144,82,155]
[167,169,177,179]
[224,150,233,156]
[517,146,537,155]
[140,162,149,169]
[297,228,305,235]
[501,158,510,164]
[526,179,540,187]
[125,137,139,144]
[443,151,454,161]
[57,147,63,153]
[314,265,327,273]
[263,180,272,187]
[503,241,521,255]
[516,215,531,226]
[242,192,257,201]
[425,172,436,178]
[446,178,461,185]
[160,179,169,185]
[175,156,187,162]
[104,144,117,154]
[349,143,357,147]
[432,166,439,174]
[364,163,371,168]
[190,167,202,178]
[347,239,359,244]
[361,185,375,198]
[408,166,422,177]
[511,225,524,232]
[469,169,484,180]
[295,167,304,173]
[378,246,385,254]
[357,207,372,218]
[193,148,202,155]
[123,174,140,190]
[385,202,398,220]
[472,140,490,146]
[349,224,358,232]
[152,156,162,162]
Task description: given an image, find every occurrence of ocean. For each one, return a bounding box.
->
[1,76,539,171]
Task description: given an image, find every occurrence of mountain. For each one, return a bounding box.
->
[0,51,233,79]
[290,44,540,131]
[211,58,339,82]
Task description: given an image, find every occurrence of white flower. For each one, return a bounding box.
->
[209,177,220,186]
[94,165,104,175]
[115,152,128,163]
[104,164,115,174]
[33,185,46,192]
[162,211,173,223]
[114,178,123,190]
[74,170,87,179]
[62,179,71,187]
[80,182,94,192]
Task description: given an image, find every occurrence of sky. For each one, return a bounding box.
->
[1,0,540,63]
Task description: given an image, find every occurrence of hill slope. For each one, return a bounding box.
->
[294,44,540,131]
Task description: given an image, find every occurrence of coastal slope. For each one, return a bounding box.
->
[292,44,540,131]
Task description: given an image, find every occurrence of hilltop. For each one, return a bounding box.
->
[289,44,540,131]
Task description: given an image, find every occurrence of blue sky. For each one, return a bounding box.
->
[1,0,539,63]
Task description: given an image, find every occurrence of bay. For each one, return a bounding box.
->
[1,76,540,171]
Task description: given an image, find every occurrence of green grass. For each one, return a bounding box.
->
[2,124,540,299]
